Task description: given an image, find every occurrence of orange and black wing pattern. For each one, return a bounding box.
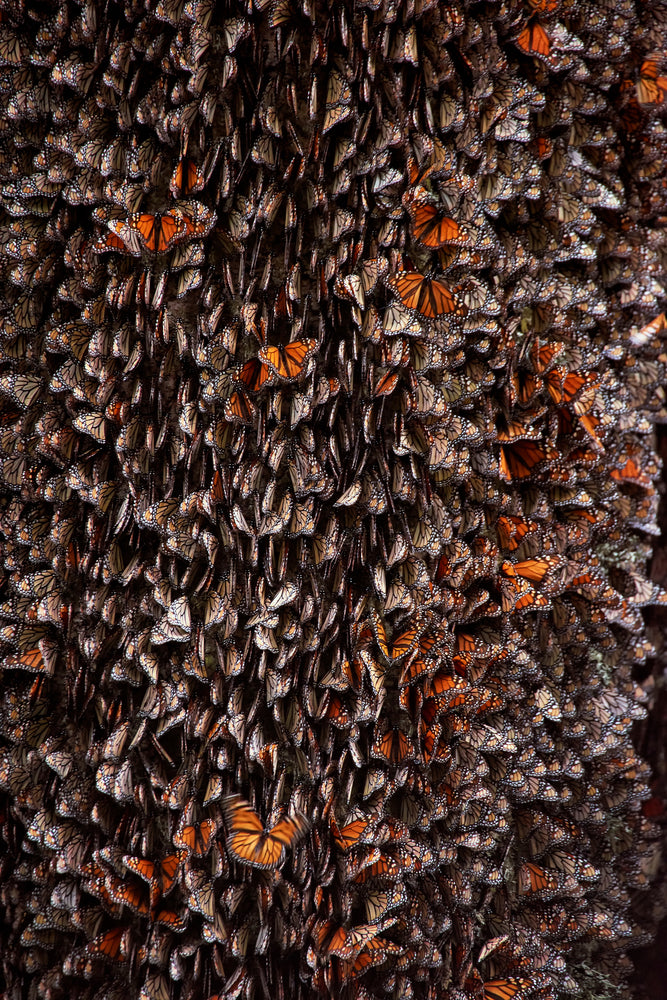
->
[385,272,466,319]
[408,203,468,249]
[222,794,309,869]
[258,339,317,381]
[128,212,188,253]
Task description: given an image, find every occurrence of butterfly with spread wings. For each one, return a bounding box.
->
[222,794,309,869]
[107,212,189,255]
[385,271,466,319]
[257,339,317,382]
[407,202,469,249]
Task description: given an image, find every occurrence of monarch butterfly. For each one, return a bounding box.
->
[0,373,43,409]
[311,919,382,960]
[236,358,271,392]
[497,515,539,551]
[258,339,317,381]
[105,877,150,916]
[637,55,667,106]
[427,671,468,708]
[360,883,408,923]
[141,972,172,1000]
[170,158,204,197]
[544,368,598,406]
[530,338,564,373]
[499,442,548,480]
[185,868,216,921]
[408,202,468,248]
[509,557,560,583]
[72,411,107,443]
[176,202,216,239]
[338,937,403,980]
[516,21,550,58]
[371,727,415,765]
[153,908,188,931]
[370,610,420,661]
[398,642,439,687]
[545,850,599,881]
[518,862,560,895]
[173,816,219,856]
[514,581,550,612]
[382,302,423,337]
[85,927,131,961]
[358,257,389,295]
[123,852,184,909]
[610,455,648,488]
[331,817,371,851]
[483,979,532,1000]
[386,272,466,319]
[110,212,188,254]
[223,389,255,424]
[323,70,353,133]
[222,794,309,869]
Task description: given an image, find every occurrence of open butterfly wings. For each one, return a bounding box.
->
[258,339,317,381]
[386,272,467,319]
[407,202,469,249]
[222,795,309,869]
[104,205,216,255]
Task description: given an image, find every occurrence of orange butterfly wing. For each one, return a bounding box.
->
[314,921,380,960]
[129,212,185,253]
[133,214,158,252]
[156,213,182,252]
[500,442,546,480]
[259,339,315,380]
[123,857,155,883]
[637,57,667,106]
[332,818,370,851]
[531,340,563,373]
[170,158,203,196]
[390,625,419,661]
[517,21,550,57]
[224,389,255,423]
[159,853,183,891]
[107,878,149,915]
[95,230,128,253]
[89,927,126,959]
[497,515,536,551]
[370,609,389,659]
[223,794,307,869]
[267,813,309,850]
[519,862,559,894]
[513,557,558,583]
[238,358,270,392]
[410,203,467,248]
[373,729,411,764]
[313,921,348,956]
[154,908,188,931]
[387,272,464,318]
[374,370,400,396]
[484,979,531,1000]
[174,819,215,855]
[513,581,549,612]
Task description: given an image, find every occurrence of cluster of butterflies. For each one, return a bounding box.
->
[0,0,665,1000]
